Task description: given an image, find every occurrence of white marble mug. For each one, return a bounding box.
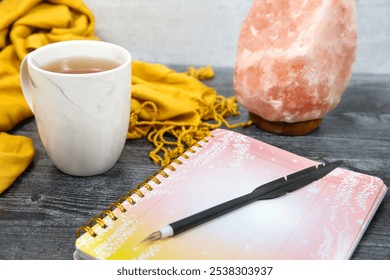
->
[20,40,131,176]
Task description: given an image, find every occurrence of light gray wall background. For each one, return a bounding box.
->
[83,0,390,74]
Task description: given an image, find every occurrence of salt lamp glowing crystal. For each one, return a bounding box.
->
[234,0,357,134]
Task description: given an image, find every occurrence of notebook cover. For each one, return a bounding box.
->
[74,129,387,260]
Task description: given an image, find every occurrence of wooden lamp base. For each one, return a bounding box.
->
[249,112,322,136]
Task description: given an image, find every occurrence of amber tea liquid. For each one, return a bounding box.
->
[42,56,121,74]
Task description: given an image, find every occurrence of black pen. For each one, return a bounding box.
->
[142,160,343,242]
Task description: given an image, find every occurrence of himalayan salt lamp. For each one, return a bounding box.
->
[234,0,357,135]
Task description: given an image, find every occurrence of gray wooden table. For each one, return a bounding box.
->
[1,67,389,259]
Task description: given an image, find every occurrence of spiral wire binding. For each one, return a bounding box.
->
[76,135,213,238]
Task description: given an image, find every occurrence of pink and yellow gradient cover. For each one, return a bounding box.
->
[74,129,387,260]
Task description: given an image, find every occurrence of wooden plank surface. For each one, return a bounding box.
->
[1,68,389,259]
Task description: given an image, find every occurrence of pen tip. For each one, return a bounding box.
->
[141,231,162,243]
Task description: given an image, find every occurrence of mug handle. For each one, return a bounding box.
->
[20,55,34,114]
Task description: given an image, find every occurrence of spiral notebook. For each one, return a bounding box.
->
[74,129,387,260]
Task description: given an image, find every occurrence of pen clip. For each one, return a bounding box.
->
[252,161,343,200]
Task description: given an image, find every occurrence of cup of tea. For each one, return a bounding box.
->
[20,40,131,176]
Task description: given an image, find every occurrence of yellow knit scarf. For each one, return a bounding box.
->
[0,0,251,193]
[129,62,249,165]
